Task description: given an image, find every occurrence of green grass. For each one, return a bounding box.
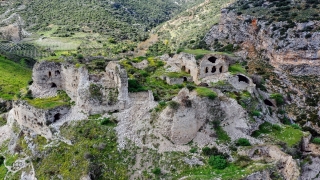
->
[196,87,217,100]
[228,63,246,75]
[166,71,190,78]
[182,49,214,56]
[26,91,71,109]
[0,165,6,179]
[34,119,131,179]
[252,122,304,147]
[0,56,32,100]
[5,154,18,167]
[176,163,270,180]
[215,127,231,144]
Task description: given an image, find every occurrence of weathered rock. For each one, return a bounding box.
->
[132,60,149,69]
[205,10,320,76]
[240,145,300,180]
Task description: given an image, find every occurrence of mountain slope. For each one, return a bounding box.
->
[0,0,205,41]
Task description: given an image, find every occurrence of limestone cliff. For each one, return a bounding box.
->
[205,9,320,76]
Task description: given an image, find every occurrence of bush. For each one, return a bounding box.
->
[128,79,147,92]
[152,167,161,175]
[186,84,196,91]
[189,147,197,153]
[77,54,84,59]
[101,118,112,126]
[235,138,251,146]
[0,156,4,166]
[208,155,228,169]
[168,101,180,110]
[270,93,285,106]
[312,138,320,144]
[291,124,301,130]
[195,54,204,60]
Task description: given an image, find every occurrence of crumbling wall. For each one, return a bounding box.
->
[12,101,70,139]
[30,60,129,115]
[199,54,229,79]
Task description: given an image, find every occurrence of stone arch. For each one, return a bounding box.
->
[48,71,52,77]
[237,75,249,84]
[51,83,57,88]
[205,67,209,73]
[219,66,223,73]
[55,70,60,76]
[181,66,186,71]
[264,99,274,107]
[188,69,191,74]
[211,66,216,73]
[208,56,217,63]
[53,113,61,122]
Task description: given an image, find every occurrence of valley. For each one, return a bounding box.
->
[0,0,320,179]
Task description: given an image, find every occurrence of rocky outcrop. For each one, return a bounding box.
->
[240,145,300,180]
[205,10,320,76]
[158,88,259,145]
[0,99,12,114]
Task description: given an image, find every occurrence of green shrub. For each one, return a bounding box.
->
[291,124,301,130]
[270,93,285,106]
[77,54,84,59]
[251,110,261,117]
[186,84,196,91]
[152,167,161,175]
[196,87,217,100]
[228,63,246,74]
[128,79,148,92]
[101,118,112,126]
[0,156,4,166]
[312,138,320,145]
[235,138,251,146]
[195,54,204,60]
[168,101,180,110]
[189,147,197,153]
[89,84,102,99]
[208,155,228,169]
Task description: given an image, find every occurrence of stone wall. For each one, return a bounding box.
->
[12,101,70,138]
[30,61,129,115]
[198,54,229,79]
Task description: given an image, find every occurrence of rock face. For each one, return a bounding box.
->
[157,88,258,145]
[205,10,320,76]
[240,145,300,180]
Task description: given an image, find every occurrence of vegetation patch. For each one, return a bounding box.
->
[235,138,251,146]
[252,122,304,147]
[196,87,217,100]
[0,56,32,100]
[0,117,6,127]
[228,63,246,75]
[26,91,72,109]
[34,119,133,179]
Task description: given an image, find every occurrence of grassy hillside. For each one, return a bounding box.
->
[3,0,204,42]
[153,0,235,50]
[0,56,32,100]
